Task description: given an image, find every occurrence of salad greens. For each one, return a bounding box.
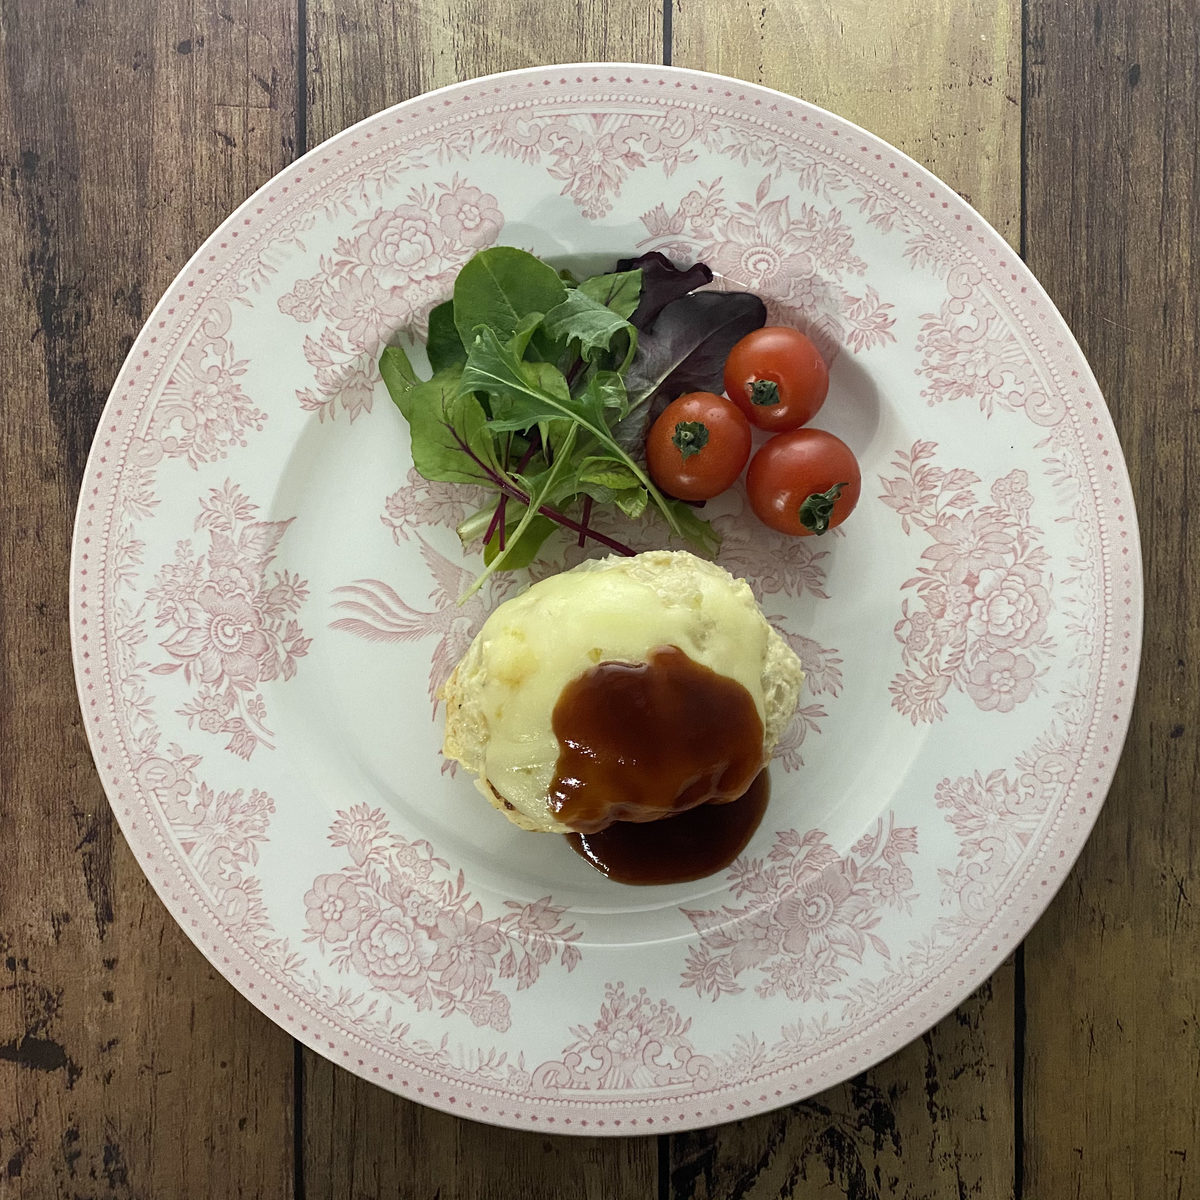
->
[379,247,766,598]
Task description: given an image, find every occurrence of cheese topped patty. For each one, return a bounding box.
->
[440,550,805,833]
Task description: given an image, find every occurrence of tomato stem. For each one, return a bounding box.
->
[798,482,847,535]
[749,378,781,407]
[672,420,709,460]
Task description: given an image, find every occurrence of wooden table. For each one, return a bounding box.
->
[1,2,1192,1195]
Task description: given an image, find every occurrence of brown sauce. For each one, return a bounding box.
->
[549,643,768,882]
[549,644,764,834]
[566,770,769,885]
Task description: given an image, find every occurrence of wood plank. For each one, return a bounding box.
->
[667,975,1015,1199]
[672,0,1022,247]
[302,1055,659,1199]
[307,0,666,129]
[0,2,298,1194]
[1022,2,1200,1196]
[668,2,1022,1195]
[298,2,666,1193]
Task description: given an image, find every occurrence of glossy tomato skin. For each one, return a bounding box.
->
[646,392,752,502]
[746,429,861,536]
[724,326,830,432]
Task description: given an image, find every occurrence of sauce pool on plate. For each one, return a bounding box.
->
[566,771,770,885]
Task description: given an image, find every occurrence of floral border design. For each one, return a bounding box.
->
[304,805,582,1033]
[277,177,505,422]
[148,483,310,759]
[880,442,1054,724]
[638,176,895,360]
[680,816,918,1003]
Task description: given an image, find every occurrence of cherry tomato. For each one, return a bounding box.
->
[746,429,861,536]
[724,326,830,432]
[646,392,752,502]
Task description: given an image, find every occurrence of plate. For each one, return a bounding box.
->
[70,64,1141,1133]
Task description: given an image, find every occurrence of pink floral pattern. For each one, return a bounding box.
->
[935,735,1074,925]
[381,469,485,548]
[532,982,714,1090]
[638,176,895,360]
[278,177,504,422]
[138,302,267,469]
[916,264,1067,426]
[137,748,276,934]
[486,110,708,219]
[308,805,582,1031]
[879,441,1053,724]
[147,482,310,758]
[680,816,919,1002]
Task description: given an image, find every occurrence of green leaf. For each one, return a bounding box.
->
[541,288,637,365]
[463,327,596,432]
[452,246,567,345]
[577,456,641,491]
[461,424,579,598]
[483,514,558,568]
[583,369,631,421]
[456,503,498,547]
[508,310,546,361]
[661,498,722,556]
[404,368,499,486]
[578,268,643,320]
[614,487,649,519]
[426,301,467,372]
[460,325,706,551]
[379,345,420,416]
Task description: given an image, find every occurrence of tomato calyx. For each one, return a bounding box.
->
[798,482,848,535]
[748,379,781,407]
[671,420,710,460]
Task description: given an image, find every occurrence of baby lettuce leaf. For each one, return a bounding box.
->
[615,289,767,453]
[624,289,767,407]
[581,369,631,422]
[452,246,566,345]
[662,497,722,556]
[425,301,467,372]
[482,514,559,569]
[398,369,501,487]
[540,288,637,368]
[461,325,694,545]
[617,251,714,329]
[378,246,753,595]
[578,268,643,320]
[379,344,420,414]
[462,327,596,433]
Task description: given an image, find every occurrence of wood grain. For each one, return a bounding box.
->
[307,0,664,131]
[671,0,1022,246]
[296,2,666,1195]
[0,2,297,1195]
[669,1,1022,1195]
[302,1053,659,1199]
[1022,2,1200,1197]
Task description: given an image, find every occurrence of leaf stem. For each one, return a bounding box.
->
[483,497,505,546]
[462,426,579,599]
[444,421,635,560]
[578,496,593,547]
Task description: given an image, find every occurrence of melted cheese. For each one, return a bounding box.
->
[446,552,781,828]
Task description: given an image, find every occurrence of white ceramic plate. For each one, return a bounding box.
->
[71,64,1141,1133]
